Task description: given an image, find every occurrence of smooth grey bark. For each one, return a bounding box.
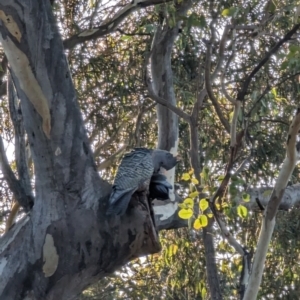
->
[151,0,192,220]
[150,3,223,298]
[0,2,161,299]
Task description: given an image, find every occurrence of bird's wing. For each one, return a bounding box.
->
[107,149,154,215]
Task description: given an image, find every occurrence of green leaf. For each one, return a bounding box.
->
[271,87,277,97]
[242,193,250,202]
[121,35,133,41]
[200,167,210,182]
[289,44,300,54]
[189,191,199,198]
[262,190,272,197]
[221,7,239,17]
[237,205,248,218]
[217,175,225,182]
[187,13,207,28]
[201,287,207,298]
[143,24,155,33]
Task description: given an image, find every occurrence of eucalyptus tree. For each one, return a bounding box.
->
[1,0,300,300]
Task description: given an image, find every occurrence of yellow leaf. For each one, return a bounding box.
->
[221,261,228,272]
[229,110,234,122]
[189,191,199,198]
[207,213,213,218]
[216,203,221,210]
[199,198,209,211]
[181,173,190,181]
[183,198,194,209]
[199,215,208,227]
[201,287,207,299]
[237,205,248,218]
[193,219,202,230]
[221,8,230,16]
[178,203,185,209]
[188,169,194,175]
[221,202,229,208]
[172,244,178,255]
[191,178,199,184]
[178,208,193,219]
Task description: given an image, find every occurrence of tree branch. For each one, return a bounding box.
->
[230,101,241,147]
[0,135,32,212]
[63,0,173,49]
[97,144,128,171]
[0,56,8,97]
[246,71,300,118]
[244,107,300,299]
[221,52,236,104]
[212,25,230,81]
[204,25,231,133]
[8,75,33,202]
[237,23,300,101]
[145,63,191,122]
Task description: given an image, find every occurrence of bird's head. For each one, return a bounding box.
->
[152,149,180,173]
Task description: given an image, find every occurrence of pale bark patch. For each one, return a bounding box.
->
[55,147,61,156]
[153,200,178,220]
[0,10,21,42]
[42,234,58,277]
[0,257,8,275]
[0,36,51,138]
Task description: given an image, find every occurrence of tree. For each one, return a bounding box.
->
[1,0,300,299]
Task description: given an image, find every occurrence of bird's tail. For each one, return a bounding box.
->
[106,189,134,216]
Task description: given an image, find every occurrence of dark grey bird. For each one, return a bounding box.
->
[106,148,178,216]
[149,174,173,200]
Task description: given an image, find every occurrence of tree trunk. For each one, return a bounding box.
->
[0,2,160,299]
[151,1,192,225]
